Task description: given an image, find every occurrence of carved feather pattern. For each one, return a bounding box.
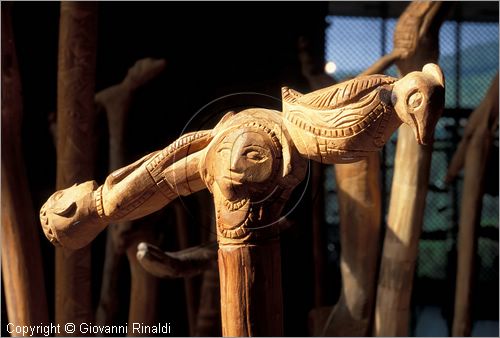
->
[282,75,396,111]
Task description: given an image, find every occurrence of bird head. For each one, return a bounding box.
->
[392,63,445,145]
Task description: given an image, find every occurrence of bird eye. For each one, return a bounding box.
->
[407,91,423,110]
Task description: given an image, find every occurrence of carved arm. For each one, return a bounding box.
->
[40,130,212,249]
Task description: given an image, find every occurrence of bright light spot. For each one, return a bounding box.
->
[324,61,337,74]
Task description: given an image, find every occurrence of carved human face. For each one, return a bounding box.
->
[210,128,277,202]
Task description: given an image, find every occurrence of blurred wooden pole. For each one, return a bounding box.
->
[449,74,499,336]
[375,125,432,336]
[55,2,98,333]
[366,3,450,335]
[1,4,49,329]
[126,234,159,336]
[323,153,382,336]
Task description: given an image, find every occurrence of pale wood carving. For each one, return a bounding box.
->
[40,65,444,336]
[53,2,98,333]
[94,57,166,329]
[1,4,49,327]
[447,74,499,337]
[360,2,450,336]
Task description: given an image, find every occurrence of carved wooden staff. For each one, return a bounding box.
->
[446,74,499,337]
[203,113,308,336]
[94,58,166,331]
[298,36,382,337]
[1,4,49,328]
[39,66,444,336]
[54,2,98,332]
[360,2,450,335]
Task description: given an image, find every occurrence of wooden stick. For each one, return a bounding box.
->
[375,124,432,336]
[55,2,98,332]
[126,234,159,336]
[323,152,382,336]
[361,3,449,335]
[449,74,498,336]
[40,66,444,337]
[1,4,49,328]
[203,113,307,336]
[298,36,382,336]
[218,240,283,336]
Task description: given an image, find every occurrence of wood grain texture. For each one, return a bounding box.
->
[322,152,382,336]
[375,124,433,336]
[1,4,49,328]
[360,3,448,336]
[450,74,498,337]
[218,242,283,336]
[55,2,98,333]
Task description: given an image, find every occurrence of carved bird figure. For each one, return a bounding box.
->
[39,64,445,249]
[282,63,445,163]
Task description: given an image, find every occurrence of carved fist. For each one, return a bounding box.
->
[39,181,106,249]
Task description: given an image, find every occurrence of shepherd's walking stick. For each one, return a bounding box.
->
[40,65,444,336]
[360,2,451,335]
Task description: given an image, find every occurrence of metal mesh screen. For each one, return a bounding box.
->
[323,12,499,334]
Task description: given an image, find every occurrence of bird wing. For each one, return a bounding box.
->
[283,75,396,111]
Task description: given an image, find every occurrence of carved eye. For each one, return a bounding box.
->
[244,150,266,162]
[407,91,423,110]
[53,201,77,217]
